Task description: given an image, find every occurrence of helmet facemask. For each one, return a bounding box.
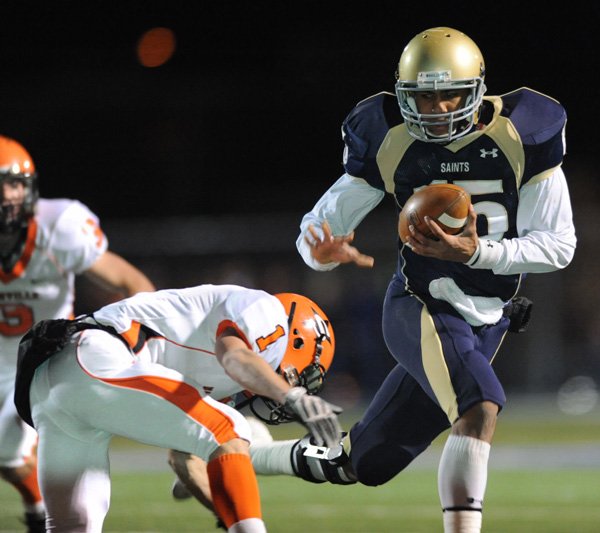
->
[248,362,328,425]
[0,173,38,233]
[396,76,486,143]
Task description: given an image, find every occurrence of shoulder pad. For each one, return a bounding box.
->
[500,88,566,145]
[35,198,80,226]
[37,198,107,273]
[344,92,401,142]
[342,92,400,181]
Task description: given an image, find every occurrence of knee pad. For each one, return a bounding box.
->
[291,434,356,485]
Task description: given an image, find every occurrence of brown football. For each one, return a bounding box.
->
[398,183,470,244]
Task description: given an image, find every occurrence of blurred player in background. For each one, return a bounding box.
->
[0,135,155,532]
[14,285,342,533]
[250,27,576,533]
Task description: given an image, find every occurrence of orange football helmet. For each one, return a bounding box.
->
[247,293,336,424]
[0,136,38,232]
[275,292,335,394]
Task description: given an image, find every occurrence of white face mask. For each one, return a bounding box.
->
[395,78,486,143]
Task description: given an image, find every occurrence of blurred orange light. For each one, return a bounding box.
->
[136,27,176,68]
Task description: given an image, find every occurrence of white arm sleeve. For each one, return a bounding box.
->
[296,173,386,271]
[470,167,576,274]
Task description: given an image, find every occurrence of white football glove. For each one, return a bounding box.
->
[283,386,343,448]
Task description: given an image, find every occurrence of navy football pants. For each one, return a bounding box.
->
[349,277,510,486]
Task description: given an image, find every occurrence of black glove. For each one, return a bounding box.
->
[283,387,343,448]
[503,296,534,333]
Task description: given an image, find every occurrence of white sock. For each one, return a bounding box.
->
[228,517,266,533]
[438,434,490,533]
[250,439,296,475]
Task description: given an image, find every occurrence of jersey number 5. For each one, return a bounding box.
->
[428,179,509,241]
[0,303,34,336]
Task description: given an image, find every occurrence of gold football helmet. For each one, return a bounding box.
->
[0,136,38,232]
[395,27,486,143]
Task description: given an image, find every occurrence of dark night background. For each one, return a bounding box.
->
[1,1,598,402]
[0,1,596,219]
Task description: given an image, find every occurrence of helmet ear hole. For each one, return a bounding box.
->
[293,338,304,349]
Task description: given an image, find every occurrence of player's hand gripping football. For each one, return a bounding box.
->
[306,221,374,268]
[408,204,479,263]
[284,386,343,448]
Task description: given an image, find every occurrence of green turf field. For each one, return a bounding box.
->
[1,396,599,532]
[2,469,599,532]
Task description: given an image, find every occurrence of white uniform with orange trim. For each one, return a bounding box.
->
[94,284,289,401]
[0,198,106,468]
[28,284,289,532]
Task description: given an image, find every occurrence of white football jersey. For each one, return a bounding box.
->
[0,199,107,390]
[92,285,289,401]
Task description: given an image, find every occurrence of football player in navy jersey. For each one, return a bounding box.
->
[249,27,576,533]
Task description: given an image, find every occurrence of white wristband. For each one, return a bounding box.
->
[468,239,503,269]
[465,242,481,266]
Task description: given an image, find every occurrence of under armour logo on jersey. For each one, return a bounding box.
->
[480,148,498,158]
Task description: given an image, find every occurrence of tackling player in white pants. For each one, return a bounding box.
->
[16,285,342,532]
[0,135,155,532]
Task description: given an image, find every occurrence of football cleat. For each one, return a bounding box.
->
[171,478,192,500]
[23,511,46,533]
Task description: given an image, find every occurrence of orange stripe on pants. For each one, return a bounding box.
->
[99,375,238,443]
[12,462,43,505]
[207,453,262,529]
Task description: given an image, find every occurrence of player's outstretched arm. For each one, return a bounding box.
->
[83,250,156,296]
[217,329,343,448]
[306,221,374,268]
